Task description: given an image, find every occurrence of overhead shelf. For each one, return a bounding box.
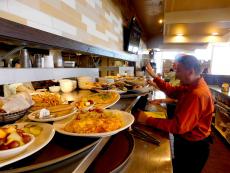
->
[0,17,138,62]
[0,68,99,85]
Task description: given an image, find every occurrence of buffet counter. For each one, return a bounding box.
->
[0,90,172,173]
[113,91,172,173]
[209,85,230,144]
[209,85,230,98]
[77,90,173,173]
[119,125,172,173]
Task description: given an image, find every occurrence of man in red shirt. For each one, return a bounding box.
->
[137,55,214,173]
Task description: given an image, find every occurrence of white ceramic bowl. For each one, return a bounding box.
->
[49,86,61,93]
[59,79,75,93]
[0,134,35,160]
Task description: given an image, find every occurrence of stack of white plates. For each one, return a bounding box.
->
[77,76,95,89]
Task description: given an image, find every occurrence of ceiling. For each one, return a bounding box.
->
[111,0,163,39]
[165,22,230,36]
[129,0,230,48]
[132,0,164,38]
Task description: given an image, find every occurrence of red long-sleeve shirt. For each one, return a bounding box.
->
[146,77,214,141]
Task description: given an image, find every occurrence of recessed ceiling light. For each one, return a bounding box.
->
[158,19,163,24]
[176,33,184,36]
[211,32,219,36]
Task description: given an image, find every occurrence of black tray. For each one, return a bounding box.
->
[86,131,134,173]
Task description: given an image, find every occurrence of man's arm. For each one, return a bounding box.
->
[145,63,186,99]
[149,98,177,105]
[138,95,201,134]
[153,77,187,99]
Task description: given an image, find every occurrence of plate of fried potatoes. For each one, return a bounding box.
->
[30,92,64,112]
[28,104,76,122]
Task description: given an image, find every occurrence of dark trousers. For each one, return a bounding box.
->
[173,135,211,173]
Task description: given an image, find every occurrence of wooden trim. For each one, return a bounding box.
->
[0,17,137,61]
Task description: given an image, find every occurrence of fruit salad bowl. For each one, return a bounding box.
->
[0,126,35,160]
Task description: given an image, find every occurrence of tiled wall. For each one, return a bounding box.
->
[0,0,125,52]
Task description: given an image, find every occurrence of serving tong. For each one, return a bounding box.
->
[129,126,160,146]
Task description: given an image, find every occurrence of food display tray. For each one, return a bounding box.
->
[0,133,99,173]
[85,131,134,173]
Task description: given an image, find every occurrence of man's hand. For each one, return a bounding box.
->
[146,63,156,78]
[147,79,158,88]
[149,98,177,104]
[149,99,162,105]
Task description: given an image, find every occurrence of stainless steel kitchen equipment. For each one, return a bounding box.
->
[50,49,63,68]
[33,54,43,68]
[64,60,75,68]
[20,49,32,68]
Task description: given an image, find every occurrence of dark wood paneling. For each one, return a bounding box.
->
[0,17,137,61]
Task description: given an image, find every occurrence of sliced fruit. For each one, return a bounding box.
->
[0,145,8,150]
[4,126,16,133]
[6,131,24,145]
[0,138,6,145]
[0,129,7,139]
[22,134,31,143]
[23,127,30,134]
[29,126,43,136]
[7,140,20,149]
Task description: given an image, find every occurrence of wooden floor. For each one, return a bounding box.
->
[202,129,230,173]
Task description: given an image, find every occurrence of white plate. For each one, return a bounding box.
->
[73,103,94,112]
[27,109,77,122]
[94,92,120,109]
[0,122,55,168]
[53,109,134,137]
[96,89,127,94]
[130,86,150,94]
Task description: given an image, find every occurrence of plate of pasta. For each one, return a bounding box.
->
[53,109,134,137]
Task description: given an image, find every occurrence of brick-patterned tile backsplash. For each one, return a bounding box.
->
[0,0,124,51]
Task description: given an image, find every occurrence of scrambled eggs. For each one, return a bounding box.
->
[64,109,123,133]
